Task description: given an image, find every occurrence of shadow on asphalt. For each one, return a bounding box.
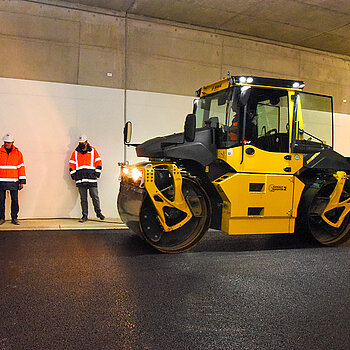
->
[107,229,321,257]
[193,230,319,253]
[103,230,158,257]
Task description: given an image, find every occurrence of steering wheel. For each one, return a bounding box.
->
[266,129,277,136]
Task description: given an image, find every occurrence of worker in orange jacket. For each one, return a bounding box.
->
[69,134,105,222]
[0,133,26,225]
[229,114,239,142]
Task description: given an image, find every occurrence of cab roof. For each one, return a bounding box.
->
[196,75,305,98]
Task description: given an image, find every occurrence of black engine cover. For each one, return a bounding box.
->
[136,128,217,166]
[303,149,350,172]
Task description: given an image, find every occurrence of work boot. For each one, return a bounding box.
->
[11,219,19,225]
[97,213,105,220]
[0,219,5,225]
[79,216,88,223]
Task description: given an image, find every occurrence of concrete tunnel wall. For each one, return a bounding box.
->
[0,1,350,219]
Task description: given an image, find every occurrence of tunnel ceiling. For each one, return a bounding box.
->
[39,0,350,57]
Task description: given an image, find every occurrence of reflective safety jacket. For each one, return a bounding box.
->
[69,144,102,187]
[0,145,26,190]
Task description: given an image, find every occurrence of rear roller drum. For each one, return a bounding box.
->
[298,179,350,246]
[140,177,210,253]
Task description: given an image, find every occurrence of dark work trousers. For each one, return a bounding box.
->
[78,186,101,217]
[0,190,19,220]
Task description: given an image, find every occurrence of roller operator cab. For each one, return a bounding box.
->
[118,75,350,253]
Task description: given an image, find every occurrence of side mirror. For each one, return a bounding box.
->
[184,114,196,142]
[240,87,251,106]
[124,121,132,144]
[192,98,199,114]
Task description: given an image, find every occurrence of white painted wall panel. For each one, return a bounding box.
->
[125,90,194,164]
[0,78,124,219]
[334,113,350,156]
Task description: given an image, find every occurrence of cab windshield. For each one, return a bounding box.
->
[195,87,290,152]
[194,88,235,128]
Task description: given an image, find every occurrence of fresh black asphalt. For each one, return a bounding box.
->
[0,229,350,350]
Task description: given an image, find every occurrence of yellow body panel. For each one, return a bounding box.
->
[213,172,305,234]
[289,175,305,233]
[217,146,304,174]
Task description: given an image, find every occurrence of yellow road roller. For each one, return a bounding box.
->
[118,75,350,253]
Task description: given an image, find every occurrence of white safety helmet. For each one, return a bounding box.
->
[78,134,88,143]
[2,133,14,142]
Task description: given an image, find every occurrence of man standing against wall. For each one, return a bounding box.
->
[0,133,26,225]
[69,134,105,222]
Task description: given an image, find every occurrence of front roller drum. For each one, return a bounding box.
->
[117,182,146,238]
[140,177,211,253]
[298,177,350,246]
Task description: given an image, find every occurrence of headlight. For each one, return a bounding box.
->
[131,168,143,182]
[120,165,143,185]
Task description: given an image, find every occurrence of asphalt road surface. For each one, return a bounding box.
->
[0,229,350,350]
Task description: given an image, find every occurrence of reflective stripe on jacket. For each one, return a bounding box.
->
[69,144,102,187]
[0,145,26,190]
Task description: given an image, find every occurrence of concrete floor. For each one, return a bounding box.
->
[0,218,126,231]
[1,229,350,350]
